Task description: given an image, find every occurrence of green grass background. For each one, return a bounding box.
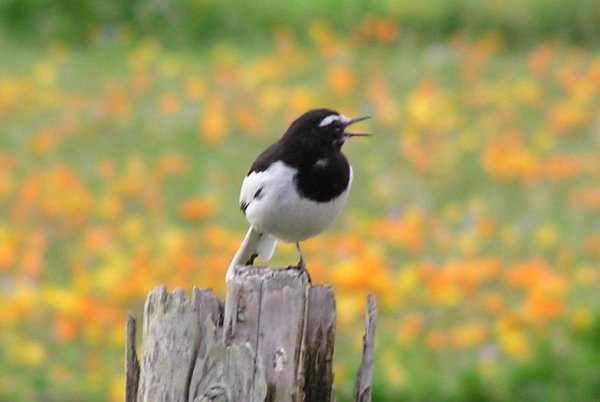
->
[2,0,600,45]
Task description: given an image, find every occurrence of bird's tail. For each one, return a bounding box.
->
[226,227,277,281]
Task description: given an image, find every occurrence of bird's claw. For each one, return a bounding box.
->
[245,253,258,266]
[286,262,312,284]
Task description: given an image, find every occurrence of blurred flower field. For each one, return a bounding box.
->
[1,25,600,401]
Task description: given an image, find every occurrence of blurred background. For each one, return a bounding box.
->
[1,0,600,400]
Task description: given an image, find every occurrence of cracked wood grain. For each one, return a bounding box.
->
[125,313,140,402]
[303,286,336,401]
[126,267,375,402]
[223,267,309,402]
[352,294,377,402]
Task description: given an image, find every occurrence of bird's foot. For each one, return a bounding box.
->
[245,253,258,266]
[286,260,312,284]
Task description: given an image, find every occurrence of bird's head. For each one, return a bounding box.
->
[284,109,370,152]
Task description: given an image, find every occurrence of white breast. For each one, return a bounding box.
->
[240,161,352,243]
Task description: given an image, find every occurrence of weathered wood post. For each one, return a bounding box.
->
[125,266,376,402]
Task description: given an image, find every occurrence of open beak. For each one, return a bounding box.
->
[344,115,371,138]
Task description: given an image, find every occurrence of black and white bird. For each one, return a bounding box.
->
[226,108,370,282]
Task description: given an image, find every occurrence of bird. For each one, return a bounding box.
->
[226,108,370,282]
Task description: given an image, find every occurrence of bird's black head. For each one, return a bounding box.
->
[283,108,370,153]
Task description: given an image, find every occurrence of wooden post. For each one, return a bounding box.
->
[353,295,377,402]
[125,266,376,402]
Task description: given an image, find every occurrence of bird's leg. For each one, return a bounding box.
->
[292,242,312,284]
[245,252,258,266]
[296,242,305,268]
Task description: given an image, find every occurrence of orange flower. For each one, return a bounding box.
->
[450,322,487,349]
[569,187,600,210]
[0,228,16,269]
[330,259,374,292]
[257,88,283,114]
[287,89,315,118]
[28,128,59,155]
[400,136,431,172]
[327,65,356,94]
[425,330,445,351]
[84,227,113,253]
[128,71,151,95]
[185,76,205,100]
[157,92,181,115]
[585,58,600,85]
[547,102,586,133]
[372,18,398,43]
[527,43,555,75]
[179,197,217,221]
[397,314,424,344]
[96,159,115,179]
[475,218,495,239]
[234,106,260,135]
[154,152,187,178]
[459,34,501,81]
[366,76,398,126]
[370,209,425,253]
[100,81,130,119]
[542,154,582,180]
[481,291,505,314]
[522,293,565,323]
[21,232,45,277]
[505,259,553,288]
[202,225,238,251]
[583,235,600,257]
[55,316,77,343]
[199,100,227,144]
[307,21,339,55]
[482,131,539,182]
[556,61,581,91]
[324,233,363,257]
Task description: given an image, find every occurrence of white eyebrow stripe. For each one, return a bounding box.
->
[319,114,350,127]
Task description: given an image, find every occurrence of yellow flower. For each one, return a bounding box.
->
[396,264,420,295]
[336,293,363,327]
[41,286,81,315]
[570,309,591,331]
[18,341,47,366]
[497,329,530,360]
[534,224,559,249]
[185,76,206,100]
[382,353,406,387]
[33,61,56,86]
[110,376,125,402]
[128,39,160,71]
